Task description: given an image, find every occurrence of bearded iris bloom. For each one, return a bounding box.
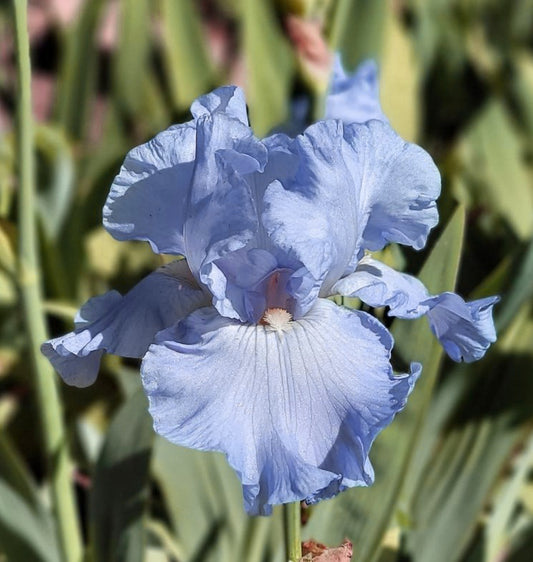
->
[42,61,498,515]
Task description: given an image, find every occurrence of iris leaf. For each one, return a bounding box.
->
[55,0,105,139]
[461,100,533,240]
[113,0,151,116]
[159,0,215,111]
[89,389,154,562]
[406,307,533,562]
[0,479,60,562]
[241,0,295,135]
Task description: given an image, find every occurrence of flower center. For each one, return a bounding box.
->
[261,308,293,333]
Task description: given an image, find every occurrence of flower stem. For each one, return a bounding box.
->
[13,1,83,561]
[284,501,302,562]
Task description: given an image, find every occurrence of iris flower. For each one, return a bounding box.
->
[42,59,498,515]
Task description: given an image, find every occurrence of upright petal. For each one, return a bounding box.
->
[343,120,441,253]
[142,299,419,515]
[190,85,249,125]
[325,54,387,124]
[103,123,196,254]
[332,257,499,362]
[41,261,209,387]
[262,120,441,300]
[263,121,359,292]
[103,87,266,265]
[202,248,279,322]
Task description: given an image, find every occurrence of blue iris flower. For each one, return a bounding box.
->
[42,60,498,515]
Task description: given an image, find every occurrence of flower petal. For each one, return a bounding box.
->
[103,122,196,254]
[190,85,248,125]
[331,256,429,319]
[343,120,441,252]
[202,248,279,322]
[332,257,499,362]
[262,120,440,299]
[263,120,359,292]
[103,87,266,265]
[141,298,419,515]
[325,54,387,124]
[41,261,209,387]
[425,293,499,362]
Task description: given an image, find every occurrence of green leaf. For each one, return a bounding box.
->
[35,125,75,240]
[380,11,420,142]
[406,308,533,562]
[304,207,466,562]
[513,52,533,141]
[159,0,215,110]
[0,135,14,218]
[461,100,533,240]
[153,441,242,562]
[55,0,106,139]
[42,300,78,322]
[0,220,15,275]
[0,431,39,509]
[114,0,151,115]
[329,0,387,65]
[153,438,283,562]
[495,238,533,332]
[89,390,154,562]
[486,432,533,561]
[0,480,60,562]
[507,522,533,562]
[241,0,295,135]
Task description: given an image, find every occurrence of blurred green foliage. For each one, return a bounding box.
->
[1,0,533,561]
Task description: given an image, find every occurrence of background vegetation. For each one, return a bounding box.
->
[1,0,533,560]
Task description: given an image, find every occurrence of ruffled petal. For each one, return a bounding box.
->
[425,293,499,362]
[331,256,429,319]
[141,298,419,515]
[205,245,321,323]
[263,121,359,292]
[184,146,260,285]
[190,85,248,125]
[41,261,209,387]
[262,120,440,300]
[103,87,266,267]
[343,120,441,253]
[325,54,387,125]
[332,257,499,362]
[103,123,196,254]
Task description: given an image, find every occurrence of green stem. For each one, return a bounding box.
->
[284,501,302,562]
[13,2,83,561]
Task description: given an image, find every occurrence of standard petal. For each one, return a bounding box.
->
[190,85,248,125]
[425,293,499,362]
[343,120,441,253]
[325,54,387,124]
[104,88,266,263]
[263,120,360,292]
[175,113,269,303]
[103,122,196,254]
[262,120,440,298]
[41,261,209,387]
[142,298,419,515]
[332,257,499,362]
